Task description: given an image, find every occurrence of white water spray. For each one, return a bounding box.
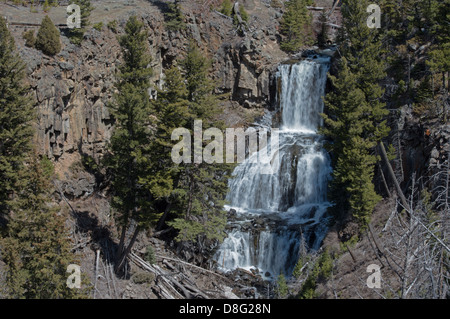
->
[214,57,332,280]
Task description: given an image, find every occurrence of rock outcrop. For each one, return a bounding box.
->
[5,0,287,167]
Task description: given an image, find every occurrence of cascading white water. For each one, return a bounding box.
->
[214,57,332,280]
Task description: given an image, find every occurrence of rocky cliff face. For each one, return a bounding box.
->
[5,0,287,171]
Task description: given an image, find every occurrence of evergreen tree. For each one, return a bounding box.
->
[166,42,232,247]
[22,29,36,48]
[276,273,288,298]
[180,40,221,124]
[0,17,34,221]
[35,15,61,56]
[317,12,329,48]
[0,154,84,299]
[142,65,190,231]
[164,0,186,31]
[321,0,390,227]
[321,59,382,225]
[279,0,314,53]
[297,250,333,299]
[68,0,94,45]
[106,16,157,273]
[427,0,450,121]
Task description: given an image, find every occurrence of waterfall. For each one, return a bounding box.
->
[214,57,332,280]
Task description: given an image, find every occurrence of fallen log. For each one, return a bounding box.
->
[130,252,211,299]
[130,253,183,299]
[155,254,230,281]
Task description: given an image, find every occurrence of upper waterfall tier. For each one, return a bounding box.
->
[226,57,331,212]
[279,59,329,133]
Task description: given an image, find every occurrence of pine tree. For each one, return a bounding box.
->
[167,42,232,248]
[0,154,84,299]
[427,0,450,121]
[0,17,34,221]
[338,0,387,106]
[105,16,157,273]
[35,15,61,56]
[168,161,230,243]
[68,0,94,45]
[141,65,190,231]
[317,12,329,48]
[321,0,390,227]
[35,17,56,49]
[180,40,222,125]
[321,58,382,225]
[279,0,314,53]
[276,273,288,298]
[164,0,186,31]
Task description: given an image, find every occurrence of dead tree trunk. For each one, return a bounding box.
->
[232,2,248,36]
[115,226,140,273]
[379,142,411,213]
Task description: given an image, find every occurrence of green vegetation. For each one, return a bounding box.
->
[35,15,61,56]
[22,29,36,48]
[40,155,55,178]
[276,273,289,298]
[164,0,186,31]
[380,0,449,118]
[68,0,94,45]
[219,0,249,35]
[131,272,154,285]
[165,41,232,244]
[279,0,314,52]
[237,4,249,23]
[321,0,449,231]
[220,0,233,16]
[0,155,85,298]
[297,250,333,299]
[92,21,103,31]
[144,246,156,265]
[107,20,118,33]
[105,15,157,273]
[0,17,34,218]
[106,16,232,273]
[292,254,310,279]
[321,0,389,228]
[270,0,283,9]
[0,18,86,298]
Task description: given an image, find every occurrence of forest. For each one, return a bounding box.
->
[0,0,448,300]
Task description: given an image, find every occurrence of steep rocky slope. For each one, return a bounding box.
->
[2,0,445,299]
[1,0,294,298]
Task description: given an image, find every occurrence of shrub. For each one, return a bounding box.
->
[220,0,233,16]
[239,5,249,23]
[22,29,36,48]
[297,249,334,299]
[131,272,155,284]
[107,20,118,33]
[93,22,103,31]
[40,155,55,178]
[144,245,156,265]
[271,0,283,8]
[35,15,61,56]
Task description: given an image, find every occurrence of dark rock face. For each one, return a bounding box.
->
[8,2,287,168]
[382,105,450,197]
